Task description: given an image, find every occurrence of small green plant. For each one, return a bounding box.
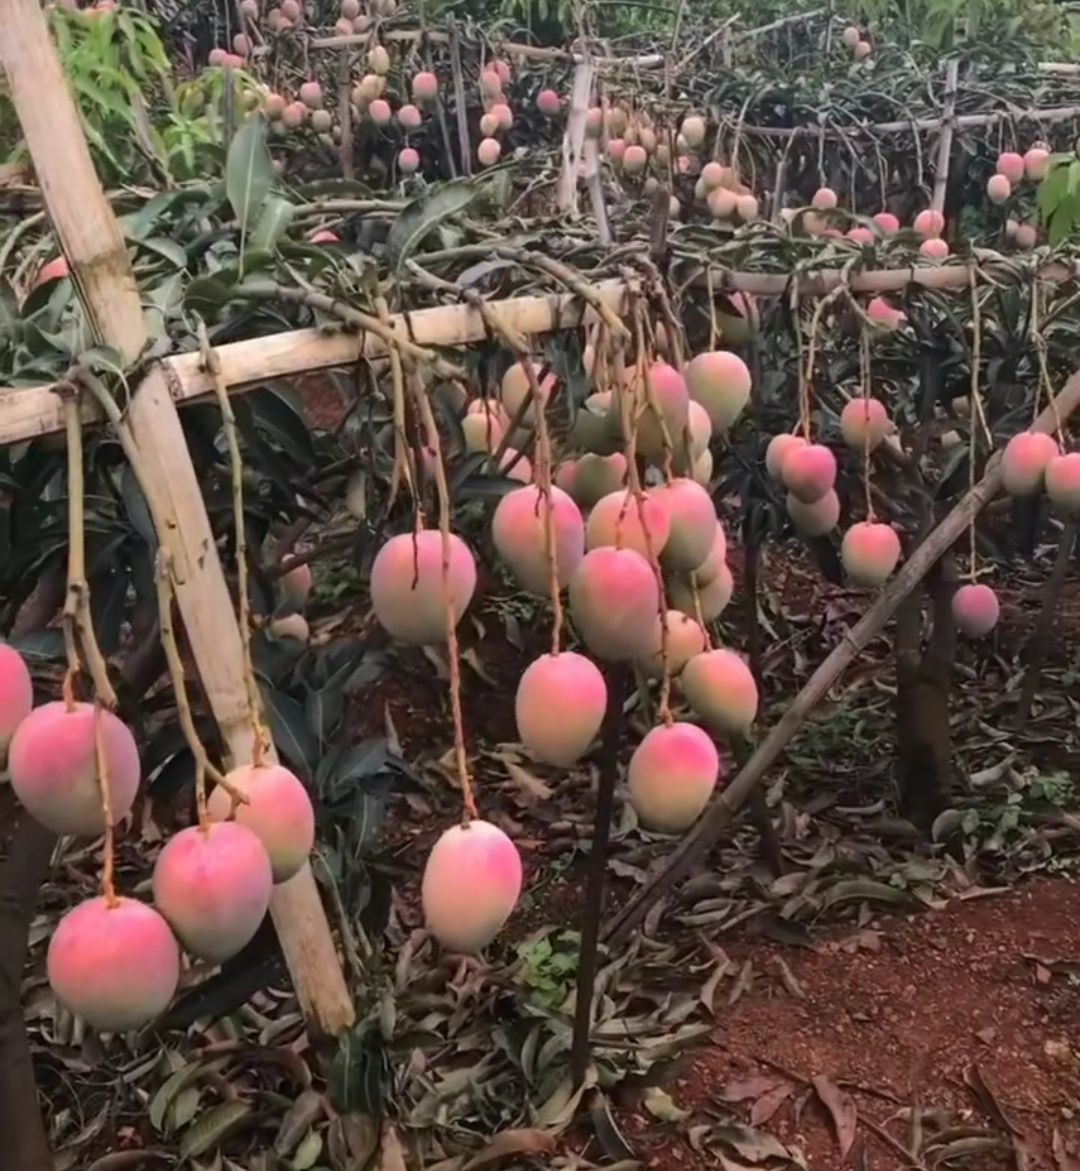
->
[516,930,581,1008]
[1,7,228,185]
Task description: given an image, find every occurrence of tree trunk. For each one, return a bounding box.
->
[0,814,56,1171]
[894,559,956,830]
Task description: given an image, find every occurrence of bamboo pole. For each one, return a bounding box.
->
[125,368,355,1038]
[738,105,1080,139]
[931,58,960,216]
[559,60,595,214]
[602,367,1080,946]
[0,0,354,1037]
[2,256,1077,447]
[310,27,667,69]
[0,281,629,446]
[0,0,143,362]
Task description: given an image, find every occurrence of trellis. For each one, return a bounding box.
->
[3,0,1080,1055]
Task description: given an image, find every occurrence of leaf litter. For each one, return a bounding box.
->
[21,532,1080,1170]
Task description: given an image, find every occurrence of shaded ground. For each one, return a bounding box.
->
[604,876,1080,1170]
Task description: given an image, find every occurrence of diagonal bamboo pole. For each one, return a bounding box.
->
[0,0,354,1037]
[930,59,961,216]
[603,366,1080,946]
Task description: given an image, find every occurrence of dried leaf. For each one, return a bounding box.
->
[292,1130,324,1171]
[812,1075,857,1158]
[964,1063,1023,1136]
[379,1126,407,1171]
[643,1086,690,1123]
[178,1102,253,1161]
[274,1089,324,1157]
[718,1076,780,1104]
[727,959,754,1005]
[86,1154,173,1171]
[711,1123,793,1163]
[773,956,804,999]
[928,1136,1010,1161]
[504,761,553,804]
[700,955,732,1014]
[750,1081,795,1126]
[462,1128,556,1168]
[148,1059,225,1135]
[822,879,912,909]
[534,1072,593,1130]
[589,1091,637,1162]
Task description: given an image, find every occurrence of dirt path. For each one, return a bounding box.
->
[609,876,1080,1170]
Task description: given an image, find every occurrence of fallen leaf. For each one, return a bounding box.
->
[751,1081,795,1126]
[728,959,754,1005]
[711,1123,793,1163]
[718,1075,780,1104]
[589,1091,637,1163]
[643,1086,690,1123]
[379,1125,408,1171]
[504,761,553,804]
[812,1074,857,1158]
[773,956,805,999]
[462,1128,556,1168]
[178,1102,252,1161]
[86,1154,173,1171]
[964,1064,1024,1136]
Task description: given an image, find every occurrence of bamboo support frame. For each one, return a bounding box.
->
[559,60,595,214]
[2,257,1078,446]
[0,0,354,1038]
[737,105,1080,139]
[931,59,960,215]
[602,368,1080,946]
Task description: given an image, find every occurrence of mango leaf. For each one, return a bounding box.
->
[225,112,273,231]
[177,1101,252,1161]
[812,1075,857,1158]
[251,195,295,253]
[6,629,65,661]
[386,178,488,271]
[463,1129,556,1169]
[185,274,236,315]
[259,681,319,777]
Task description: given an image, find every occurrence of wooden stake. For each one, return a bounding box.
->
[602,367,1080,946]
[570,664,626,1088]
[448,27,472,177]
[738,104,1080,139]
[930,59,960,216]
[125,368,355,1037]
[559,60,594,215]
[0,0,353,1037]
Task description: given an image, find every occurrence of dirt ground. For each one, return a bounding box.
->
[605,876,1080,1170]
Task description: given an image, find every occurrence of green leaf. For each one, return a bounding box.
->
[386,177,488,271]
[258,681,319,777]
[225,112,274,231]
[135,235,188,269]
[822,879,913,909]
[184,274,236,314]
[148,1057,225,1134]
[251,195,295,253]
[1039,158,1071,224]
[1068,160,1080,197]
[177,1100,252,1161]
